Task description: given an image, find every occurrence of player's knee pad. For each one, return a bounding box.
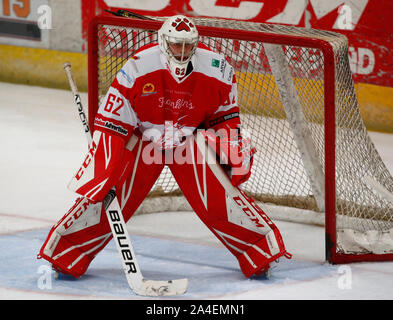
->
[38,197,111,278]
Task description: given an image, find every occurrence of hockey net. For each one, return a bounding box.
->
[88,15,393,263]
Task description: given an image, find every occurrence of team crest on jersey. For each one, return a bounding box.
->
[142,83,157,96]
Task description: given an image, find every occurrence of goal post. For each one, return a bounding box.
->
[87,15,393,264]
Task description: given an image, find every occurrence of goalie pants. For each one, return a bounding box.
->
[38,134,287,278]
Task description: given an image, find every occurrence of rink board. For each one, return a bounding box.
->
[1,43,393,133]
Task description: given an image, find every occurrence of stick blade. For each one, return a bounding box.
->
[134,278,188,296]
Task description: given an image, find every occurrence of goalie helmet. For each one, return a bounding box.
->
[158,15,199,78]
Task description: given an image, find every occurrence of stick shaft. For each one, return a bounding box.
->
[63,62,93,146]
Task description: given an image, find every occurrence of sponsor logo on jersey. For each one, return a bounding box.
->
[211,58,220,68]
[219,58,226,74]
[209,112,239,127]
[119,69,134,86]
[142,83,157,96]
[158,97,195,110]
[94,118,128,136]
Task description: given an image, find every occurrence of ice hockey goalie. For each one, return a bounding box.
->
[38,15,290,280]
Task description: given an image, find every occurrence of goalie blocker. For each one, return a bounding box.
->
[38,130,289,278]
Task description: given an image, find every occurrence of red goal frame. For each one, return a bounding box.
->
[87,15,393,264]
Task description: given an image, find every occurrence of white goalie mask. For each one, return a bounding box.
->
[158,15,199,78]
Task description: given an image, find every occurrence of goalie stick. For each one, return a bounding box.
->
[62,62,188,296]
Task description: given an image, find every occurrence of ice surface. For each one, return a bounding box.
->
[0,82,392,300]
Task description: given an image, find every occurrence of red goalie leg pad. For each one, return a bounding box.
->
[234,190,289,277]
[39,231,110,278]
[168,134,290,278]
[237,228,287,278]
[38,137,165,278]
[38,197,112,278]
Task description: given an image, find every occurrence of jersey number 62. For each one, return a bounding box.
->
[104,93,124,116]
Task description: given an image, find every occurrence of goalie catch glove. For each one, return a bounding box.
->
[224,128,256,187]
[204,127,256,187]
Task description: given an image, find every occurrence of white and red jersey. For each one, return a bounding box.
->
[68,44,252,202]
[94,43,240,149]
